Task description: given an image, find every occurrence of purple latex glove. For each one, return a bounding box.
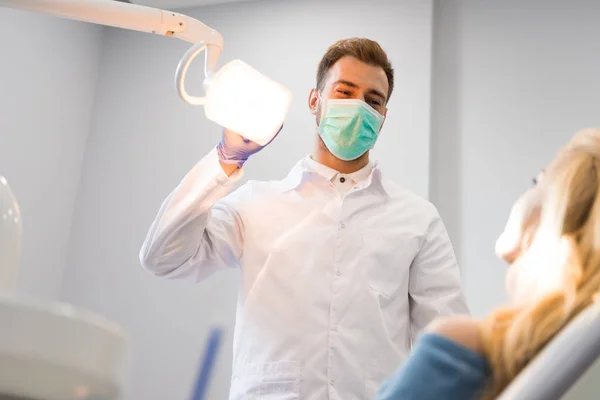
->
[216,125,283,167]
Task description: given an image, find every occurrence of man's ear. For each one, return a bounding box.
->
[379,107,388,133]
[308,88,319,115]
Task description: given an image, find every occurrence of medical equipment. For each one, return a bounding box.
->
[497,303,600,399]
[0,0,292,146]
[0,0,292,397]
[0,177,21,294]
[0,175,129,400]
[191,326,225,400]
[0,296,129,400]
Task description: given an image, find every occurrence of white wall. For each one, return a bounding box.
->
[59,0,434,398]
[430,0,600,397]
[0,9,103,300]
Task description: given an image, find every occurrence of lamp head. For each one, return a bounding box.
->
[175,43,292,146]
[204,59,292,146]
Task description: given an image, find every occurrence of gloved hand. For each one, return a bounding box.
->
[216,125,283,168]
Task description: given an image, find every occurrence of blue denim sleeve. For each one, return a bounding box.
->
[376,333,490,400]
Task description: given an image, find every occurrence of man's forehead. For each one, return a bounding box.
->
[325,56,389,95]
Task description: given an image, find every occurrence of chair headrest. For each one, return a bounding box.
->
[497,303,600,400]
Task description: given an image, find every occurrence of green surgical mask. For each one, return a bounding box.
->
[317,98,385,161]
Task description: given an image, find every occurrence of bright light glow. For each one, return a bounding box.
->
[204,60,292,146]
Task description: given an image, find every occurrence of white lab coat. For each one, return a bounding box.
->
[140,148,469,400]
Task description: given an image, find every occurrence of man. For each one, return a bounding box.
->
[140,38,468,399]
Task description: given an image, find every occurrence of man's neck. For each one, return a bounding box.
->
[312,136,370,174]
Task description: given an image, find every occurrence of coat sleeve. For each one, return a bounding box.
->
[139,148,253,282]
[408,206,470,342]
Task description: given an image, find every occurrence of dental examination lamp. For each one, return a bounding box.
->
[0,0,292,145]
[0,1,293,399]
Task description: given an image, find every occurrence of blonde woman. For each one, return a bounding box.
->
[377,128,600,399]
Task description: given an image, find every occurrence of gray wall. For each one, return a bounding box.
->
[430,0,600,397]
[59,1,434,398]
[0,8,103,300]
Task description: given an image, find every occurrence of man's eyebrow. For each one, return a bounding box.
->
[368,89,386,101]
[333,79,359,88]
[333,79,387,101]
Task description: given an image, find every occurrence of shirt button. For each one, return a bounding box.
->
[336,271,341,276]
[339,222,345,229]
[330,380,335,386]
[340,177,346,183]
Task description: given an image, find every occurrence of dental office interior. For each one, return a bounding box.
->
[1,0,600,399]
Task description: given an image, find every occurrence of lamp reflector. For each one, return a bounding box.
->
[204,60,292,146]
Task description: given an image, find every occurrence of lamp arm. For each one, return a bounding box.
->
[0,0,223,102]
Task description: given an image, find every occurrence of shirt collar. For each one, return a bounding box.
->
[304,156,374,185]
[281,156,389,197]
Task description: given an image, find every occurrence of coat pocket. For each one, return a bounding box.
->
[230,361,302,400]
[362,231,419,300]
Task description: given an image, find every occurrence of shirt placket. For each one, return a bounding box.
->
[327,195,349,400]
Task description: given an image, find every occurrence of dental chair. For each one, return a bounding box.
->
[497,303,600,400]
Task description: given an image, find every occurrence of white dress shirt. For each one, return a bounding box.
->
[140,149,469,400]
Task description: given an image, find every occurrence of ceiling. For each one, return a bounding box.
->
[129,0,256,10]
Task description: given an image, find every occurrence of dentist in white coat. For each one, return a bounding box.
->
[140,37,469,400]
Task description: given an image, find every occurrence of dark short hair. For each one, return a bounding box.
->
[316,37,395,102]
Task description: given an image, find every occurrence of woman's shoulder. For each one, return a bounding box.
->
[424,315,484,354]
[376,316,489,400]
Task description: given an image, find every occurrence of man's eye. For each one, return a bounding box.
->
[336,89,351,95]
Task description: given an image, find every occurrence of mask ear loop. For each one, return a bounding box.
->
[316,92,326,128]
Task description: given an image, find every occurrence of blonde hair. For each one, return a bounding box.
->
[480,128,600,398]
